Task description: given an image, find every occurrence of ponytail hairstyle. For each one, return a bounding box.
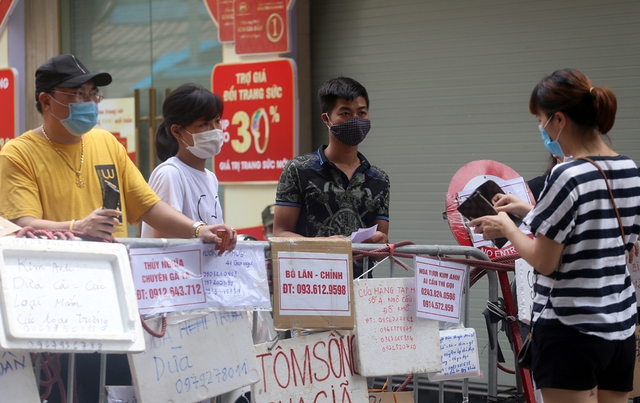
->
[155,83,224,162]
[529,68,617,136]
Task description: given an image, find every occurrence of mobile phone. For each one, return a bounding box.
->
[102,181,122,223]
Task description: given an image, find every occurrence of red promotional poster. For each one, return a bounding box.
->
[218,0,235,43]
[0,69,17,153]
[0,0,17,33]
[212,59,297,183]
[234,0,290,55]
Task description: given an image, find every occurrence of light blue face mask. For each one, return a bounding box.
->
[538,114,565,157]
[51,98,99,136]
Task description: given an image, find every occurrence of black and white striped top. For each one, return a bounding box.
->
[524,155,640,340]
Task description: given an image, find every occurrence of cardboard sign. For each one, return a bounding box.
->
[0,350,40,403]
[234,0,290,55]
[129,244,207,315]
[0,68,17,153]
[277,251,350,315]
[271,237,354,330]
[415,256,466,323]
[515,259,535,324]
[0,216,21,237]
[428,328,481,381]
[353,278,441,376]
[129,312,259,403]
[253,331,368,403]
[369,391,414,403]
[212,59,297,183]
[0,238,144,352]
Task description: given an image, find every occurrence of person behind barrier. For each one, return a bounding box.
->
[262,204,275,240]
[141,83,234,239]
[0,54,236,403]
[273,77,390,278]
[470,68,640,403]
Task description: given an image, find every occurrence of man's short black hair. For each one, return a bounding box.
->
[318,77,369,115]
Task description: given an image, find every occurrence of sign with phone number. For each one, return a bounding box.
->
[277,251,351,316]
[212,59,297,183]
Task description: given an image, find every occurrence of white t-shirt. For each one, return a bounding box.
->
[141,156,224,237]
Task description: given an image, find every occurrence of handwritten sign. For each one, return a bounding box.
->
[0,238,144,352]
[354,278,441,376]
[515,259,535,324]
[129,312,259,402]
[415,256,466,323]
[427,328,481,381]
[202,243,271,311]
[277,251,351,316]
[129,244,208,315]
[0,350,40,403]
[252,331,368,403]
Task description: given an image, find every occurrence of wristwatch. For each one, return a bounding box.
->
[191,221,206,238]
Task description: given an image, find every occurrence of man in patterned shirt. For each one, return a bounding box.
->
[273,77,390,278]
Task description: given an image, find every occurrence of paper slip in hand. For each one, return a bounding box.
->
[350,224,377,243]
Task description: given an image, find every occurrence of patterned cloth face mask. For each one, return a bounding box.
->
[325,115,371,146]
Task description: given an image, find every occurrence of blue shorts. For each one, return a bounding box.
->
[531,321,635,391]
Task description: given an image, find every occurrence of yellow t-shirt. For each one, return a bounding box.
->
[0,128,160,237]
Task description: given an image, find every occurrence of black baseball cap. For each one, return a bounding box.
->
[35,54,112,100]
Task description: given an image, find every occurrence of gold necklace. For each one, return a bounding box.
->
[41,125,85,188]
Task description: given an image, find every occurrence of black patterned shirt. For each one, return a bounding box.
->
[276,146,390,276]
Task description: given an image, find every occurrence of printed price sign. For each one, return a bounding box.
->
[212,59,297,183]
[415,256,466,323]
[277,251,350,316]
[129,244,207,315]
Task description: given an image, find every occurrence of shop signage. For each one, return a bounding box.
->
[212,59,297,183]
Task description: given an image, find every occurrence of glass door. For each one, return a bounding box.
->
[64,0,223,178]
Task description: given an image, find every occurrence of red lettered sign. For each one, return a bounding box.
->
[0,69,17,152]
[212,59,297,183]
[0,0,17,33]
[234,0,290,55]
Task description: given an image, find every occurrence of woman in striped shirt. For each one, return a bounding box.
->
[470,68,640,403]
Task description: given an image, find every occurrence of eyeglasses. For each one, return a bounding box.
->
[51,89,105,104]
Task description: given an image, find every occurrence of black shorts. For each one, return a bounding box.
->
[531,321,635,391]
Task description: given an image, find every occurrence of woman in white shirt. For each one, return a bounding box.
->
[142,83,234,244]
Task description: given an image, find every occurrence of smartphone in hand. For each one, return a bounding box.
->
[102,181,122,223]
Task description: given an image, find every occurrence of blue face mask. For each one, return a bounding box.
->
[538,115,565,157]
[51,99,99,136]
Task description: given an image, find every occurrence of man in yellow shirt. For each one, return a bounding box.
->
[0,54,237,402]
[0,54,235,244]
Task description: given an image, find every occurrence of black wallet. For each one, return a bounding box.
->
[456,180,522,248]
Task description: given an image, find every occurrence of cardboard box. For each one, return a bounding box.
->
[369,391,414,403]
[270,237,354,330]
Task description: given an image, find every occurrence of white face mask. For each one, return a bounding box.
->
[181,128,224,159]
